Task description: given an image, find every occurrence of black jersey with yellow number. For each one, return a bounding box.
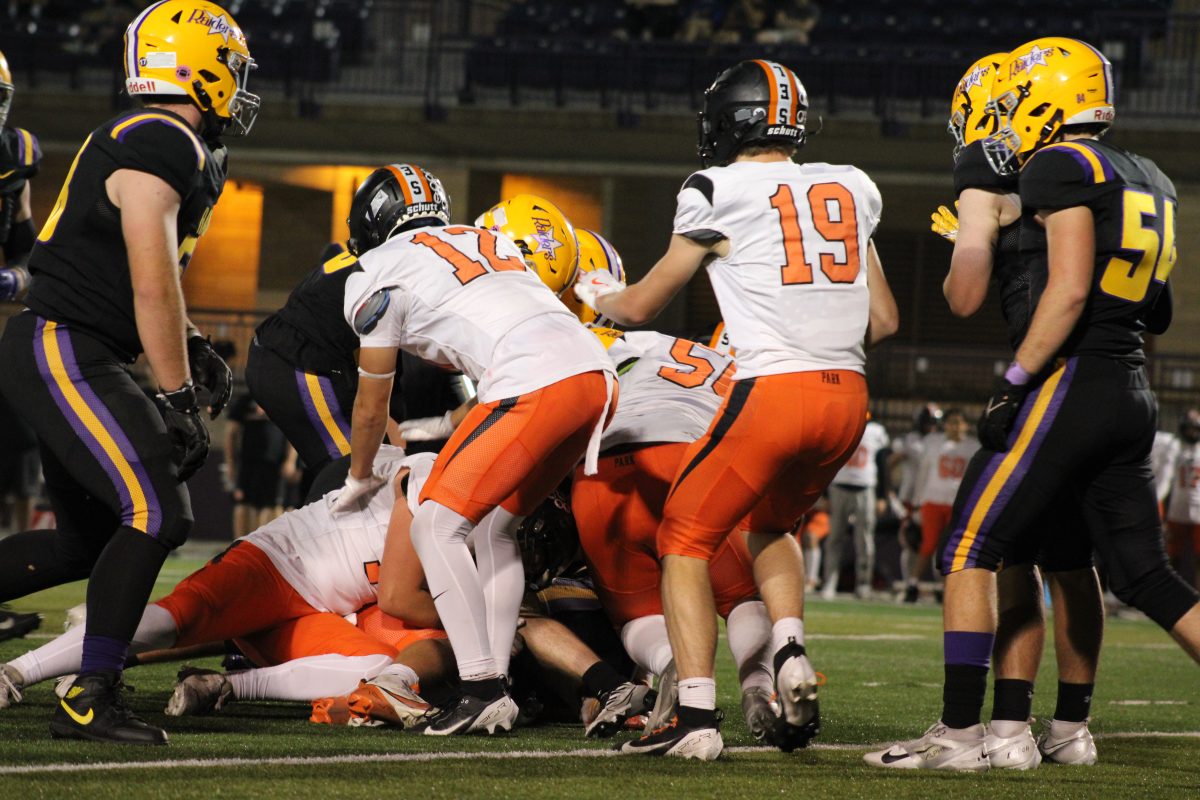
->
[254,248,364,378]
[24,107,225,360]
[953,140,1027,349]
[0,125,41,253]
[1018,138,1177,364]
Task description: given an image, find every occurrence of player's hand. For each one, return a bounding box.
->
[977,377,1031,452]
[930,202,959,243]
[0,266,30,303]
[331,471,387,513]
[573,269,623,311]
[156,381,210,482]
[187,335,233,419]
[397,411,455,443]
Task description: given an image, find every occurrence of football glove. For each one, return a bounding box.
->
[977,377,1031,452]
[0,266,29,303]
[573,269,623,313]
[187,335,233,419]
[331,470,388,513]
[156,381,210,482]
[397,411,456,443]
[930,202,959,243]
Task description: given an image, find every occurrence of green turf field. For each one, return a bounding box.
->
[1,553,1196,799]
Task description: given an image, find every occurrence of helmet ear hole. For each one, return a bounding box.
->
[199,69,220,84]
[1028,102,1051,118]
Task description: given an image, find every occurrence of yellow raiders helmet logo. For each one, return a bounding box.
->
[476,194,579,296]
[948,52,1006,157]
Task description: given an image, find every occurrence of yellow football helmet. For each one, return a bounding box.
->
[0,49,13,129]
[948,52,1006,159]
[123,1,260,136]
[562,229,625,324]
[475,194,579,296]
[983,37,1114,175]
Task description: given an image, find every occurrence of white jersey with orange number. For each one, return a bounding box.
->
[913,434,981,507]
[343,224,613,402]
[1167,441,1200,525]
[248,447,435,616]
[602,331,734,450]
[832,421,889,489]
[673,160,882,378]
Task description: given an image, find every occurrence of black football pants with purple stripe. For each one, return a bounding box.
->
[940,355,1198,630]
[0,311,192,648]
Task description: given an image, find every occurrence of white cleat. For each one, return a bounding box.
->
[1038,718,1098,765]
[0,665,23,710]
[985,721,1042,770]
[644,661,678,733]
[347,674,432,729]
[864,721,990,771]
[586,681,656,738]
[774,647,819,728]
[165,667,234,716]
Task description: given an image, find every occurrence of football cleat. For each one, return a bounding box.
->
[774,641,819,730]
[310,695,356,726]
[164,667,233,717]
[618,714,724,760]
[0,664,23,709]
[985,721,1042,770]
[421,691,519,736]
[1038,718,1098,765]
[644,661,678,733]
[740,687,779,746]
[0,607,41,643]
[864,721,989,771]
[54,675,77,700]
[347,675,432,729]
[586,681,657,739]
[50,670,167,745]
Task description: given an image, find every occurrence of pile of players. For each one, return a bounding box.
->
[1,0,1198,774]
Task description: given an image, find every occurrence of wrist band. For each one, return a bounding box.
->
[358,367,396,379]
[1004,361,1033,386]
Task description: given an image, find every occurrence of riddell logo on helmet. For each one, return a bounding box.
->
[1094,108,1115,121]
[126,78,163,93]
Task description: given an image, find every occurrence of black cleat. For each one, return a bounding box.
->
[771,700,822,752]
[50,671,168,745]
[618,710,724,760]
[903,585,919,604]
[419,691,519,736]
[0,608,41,643]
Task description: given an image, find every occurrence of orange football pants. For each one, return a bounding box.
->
[572,442,759,627]
[919,502,954,558]
[659,371,868,560]
[421,371,613,522]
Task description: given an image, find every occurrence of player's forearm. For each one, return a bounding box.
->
[943,246,992,318]
[595,282,663,327]
[133,263,190,390]
[348,379,390,479]
[865,242,899,346]
[1013,285,1087,375]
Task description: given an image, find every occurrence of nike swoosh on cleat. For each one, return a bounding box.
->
[880,751,910,764]
[0,619,13,631]
[59,700,94,725]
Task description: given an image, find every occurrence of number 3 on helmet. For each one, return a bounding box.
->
[123,0,261,137]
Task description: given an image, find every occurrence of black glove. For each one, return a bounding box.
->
[156,381,210,482]
[187,335,232,419]
[977,377,1031,452]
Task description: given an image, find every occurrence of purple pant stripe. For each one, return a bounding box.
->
[296,370,341,460]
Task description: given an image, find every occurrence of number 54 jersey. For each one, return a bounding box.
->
[343,224,613,403]
[673,160,882,379]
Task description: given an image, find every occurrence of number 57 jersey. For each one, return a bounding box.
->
[674,160,882,378]
[343,224,613,403]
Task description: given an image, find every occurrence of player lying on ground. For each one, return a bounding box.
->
[0,448,451,729]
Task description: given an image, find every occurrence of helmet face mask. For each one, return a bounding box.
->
[220,47,260,136]
[947,52,1006,161]
[0,49,13,129]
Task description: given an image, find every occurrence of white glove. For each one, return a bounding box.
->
[573,269,623,313]
[331,471,387,513]
[397,411,456,442]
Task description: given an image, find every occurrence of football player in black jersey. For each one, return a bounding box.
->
[0,47,40,299]
[933,53,1107,767]
[0,1,257,744]
[869,37,1200,773]
[247,165,468,495]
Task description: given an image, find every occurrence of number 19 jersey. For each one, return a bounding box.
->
[674,160,882,378]
[343,224,613,403]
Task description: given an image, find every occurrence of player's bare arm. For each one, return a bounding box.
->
[1013,206,1095,375]
[348,345,397,481]
[865,240,899,346]
[591,234,720,326]
[14,180,30,224]
[943,188,1006,317]
[378,468,441,629]
[111,168,189,391]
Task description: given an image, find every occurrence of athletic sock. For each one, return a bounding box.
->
[726,601,773,695]
[677,677,716,711]
[1054,681,1094,723]
[991,678,1034,722]
[621,615,673,677]
[941,631,993,729]
[79,635,129,675]
[581,661,626,699]
[770,617,805,655]
[473,506,526,677]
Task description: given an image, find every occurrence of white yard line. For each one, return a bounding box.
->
[2,734,1197,776]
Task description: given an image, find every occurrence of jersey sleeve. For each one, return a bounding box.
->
[1019,145,1111,212]
[673,171,728,243]
[344,268,406,350]
[952,140,1014,197]
[0,127,41,190]
[854,168,883,237]
[112,119,206,198]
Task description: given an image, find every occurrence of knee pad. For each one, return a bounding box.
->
[1111,564,1200,631]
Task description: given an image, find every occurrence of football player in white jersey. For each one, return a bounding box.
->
[575,60,899,759]
[1166,410,1200,587]
[334,168,615,735]
[821,417,889,600]
[0,448,449,727]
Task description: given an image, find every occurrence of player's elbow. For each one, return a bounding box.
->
[944,283,983,318]
[378,584,439,629]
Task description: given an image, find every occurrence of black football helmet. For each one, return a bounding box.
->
[516,489,581,591]
[698,59,809,167]
[346,163,451,256]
